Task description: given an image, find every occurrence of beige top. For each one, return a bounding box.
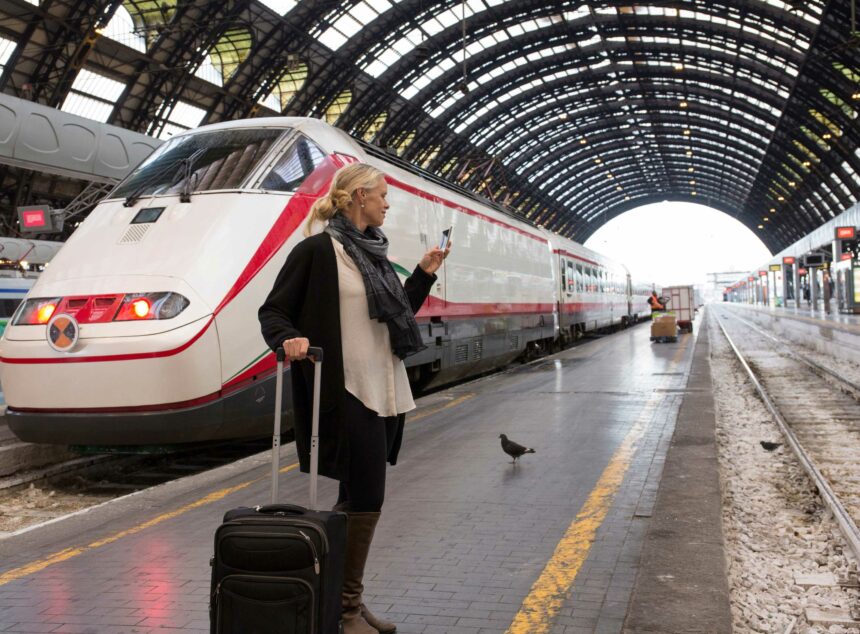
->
[333,240,416,417]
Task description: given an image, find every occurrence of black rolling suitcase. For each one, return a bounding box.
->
[210,346,346,634]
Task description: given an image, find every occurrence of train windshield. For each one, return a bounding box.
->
[112,128,286,201]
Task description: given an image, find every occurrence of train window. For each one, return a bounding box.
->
[560,258,567,291]
[576,264,583,293]
[112,128,286,200]
[261,136,326,192]
[0,298,21,317]
[566,260,575,292]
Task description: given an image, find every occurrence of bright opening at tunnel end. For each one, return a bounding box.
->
[583,201,773,291]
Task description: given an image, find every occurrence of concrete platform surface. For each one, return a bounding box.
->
[623,314,732,633]
[0,320,719,634]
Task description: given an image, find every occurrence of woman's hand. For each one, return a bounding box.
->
[418,242,452,275]
[282,337,310,361]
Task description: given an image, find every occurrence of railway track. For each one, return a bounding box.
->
[713,305,860,563]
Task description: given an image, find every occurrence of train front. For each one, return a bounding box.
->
[0,120,334,448]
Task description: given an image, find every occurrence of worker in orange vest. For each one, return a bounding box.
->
[647,291,665,313]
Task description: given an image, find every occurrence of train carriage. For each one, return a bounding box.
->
[0,117,644,448]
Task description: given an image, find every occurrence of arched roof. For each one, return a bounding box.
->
[0,0,858,251]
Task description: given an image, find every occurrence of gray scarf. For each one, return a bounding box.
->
[326,213,426,360]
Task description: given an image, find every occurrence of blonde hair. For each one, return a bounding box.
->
[304,163,386,236]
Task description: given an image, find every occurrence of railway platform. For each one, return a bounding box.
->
[722,302,860,370]
[0,316,733,634]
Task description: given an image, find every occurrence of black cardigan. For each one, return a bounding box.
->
[258,232,436,481]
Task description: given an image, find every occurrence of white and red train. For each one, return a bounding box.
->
[0,118,651,447]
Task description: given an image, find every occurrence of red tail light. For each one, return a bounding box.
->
[113,293,189,321]
[12,298,61,325]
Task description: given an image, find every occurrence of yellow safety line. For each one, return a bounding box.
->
[407,393,475,424]
[0,391,473,586]
[0,464,297,587]
[506,335,691,633]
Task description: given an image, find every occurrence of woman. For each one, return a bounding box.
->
[258,163,450,634]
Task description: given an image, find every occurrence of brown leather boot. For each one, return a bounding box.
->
[342,512,397,634]
[361,603,397,634]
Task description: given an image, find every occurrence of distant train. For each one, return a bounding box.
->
[0,118,652,447]
[0,239,63,336]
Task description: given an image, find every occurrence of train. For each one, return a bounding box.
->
[0,239,64,336]
[0,118,652,448]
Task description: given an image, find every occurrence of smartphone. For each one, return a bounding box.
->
[439,227,452,250]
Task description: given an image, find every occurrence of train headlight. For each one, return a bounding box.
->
[114,292,190,321]
[12,298,62,325]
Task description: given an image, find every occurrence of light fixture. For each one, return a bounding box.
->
[758,224,764,229]
[559,113,568,120]
[778,196,785,201]
[606,173,613,179]
[679,101,688,108]
[688,167,694,172]
[691,191,697,196]
[675,63,684,71]
[616,185,623,191]
[686,150,692,156]
[763,217,769,222]
[770,207,776,213]
[683,129,691,136]
[822,133,832,139]
[580,138,587,145]
[689,179,695,185]
[624,195,630,200]
[853,92,860,100]
[802,161,811,167]
[594,158,602,164]
[789,181,796,187]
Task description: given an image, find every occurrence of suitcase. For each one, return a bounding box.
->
[210,346,346,634]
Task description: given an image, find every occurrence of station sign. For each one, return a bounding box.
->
[782,256,795,264]
[759,270,767,276]
[836,226,857,239]
[769,264,781,272]
[841,252,853,261]
[798,268,807,275]
[17,205,49,230]
[16,205,62,233]
[748,276,755,282]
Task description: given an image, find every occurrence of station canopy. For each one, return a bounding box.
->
[3,0,860,251]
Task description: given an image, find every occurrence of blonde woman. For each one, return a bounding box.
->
[259,163,450,634]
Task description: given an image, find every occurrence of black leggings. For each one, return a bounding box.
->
[335,392,397,513]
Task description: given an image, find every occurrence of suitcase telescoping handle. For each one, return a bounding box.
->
[272,345,324,509]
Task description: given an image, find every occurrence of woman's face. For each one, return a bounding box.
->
[358,179,389,228]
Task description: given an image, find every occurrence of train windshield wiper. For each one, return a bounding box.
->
[178,149,205,203]
[123,158,185,208]
[122,149,206,207]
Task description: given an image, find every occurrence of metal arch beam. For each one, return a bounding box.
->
[550,162,750,219]
[400,17,804,119]
[335,0,810,87]
[502,98,774,174]
[417,68,788,171]
[0,0,123,107]
[475,50,792,153]
[210,1,347,122]
[567,194,782,254]
[111,0,252,134]
[436,62,787,142]
[374,4,802,138]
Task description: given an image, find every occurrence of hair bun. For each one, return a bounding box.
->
[330,189,351,210]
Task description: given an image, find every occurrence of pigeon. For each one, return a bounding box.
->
[760,440,782,451]
[499,434,535,463]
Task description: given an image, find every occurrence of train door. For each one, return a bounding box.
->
[626,274,633,320]
[423,198,445,303]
